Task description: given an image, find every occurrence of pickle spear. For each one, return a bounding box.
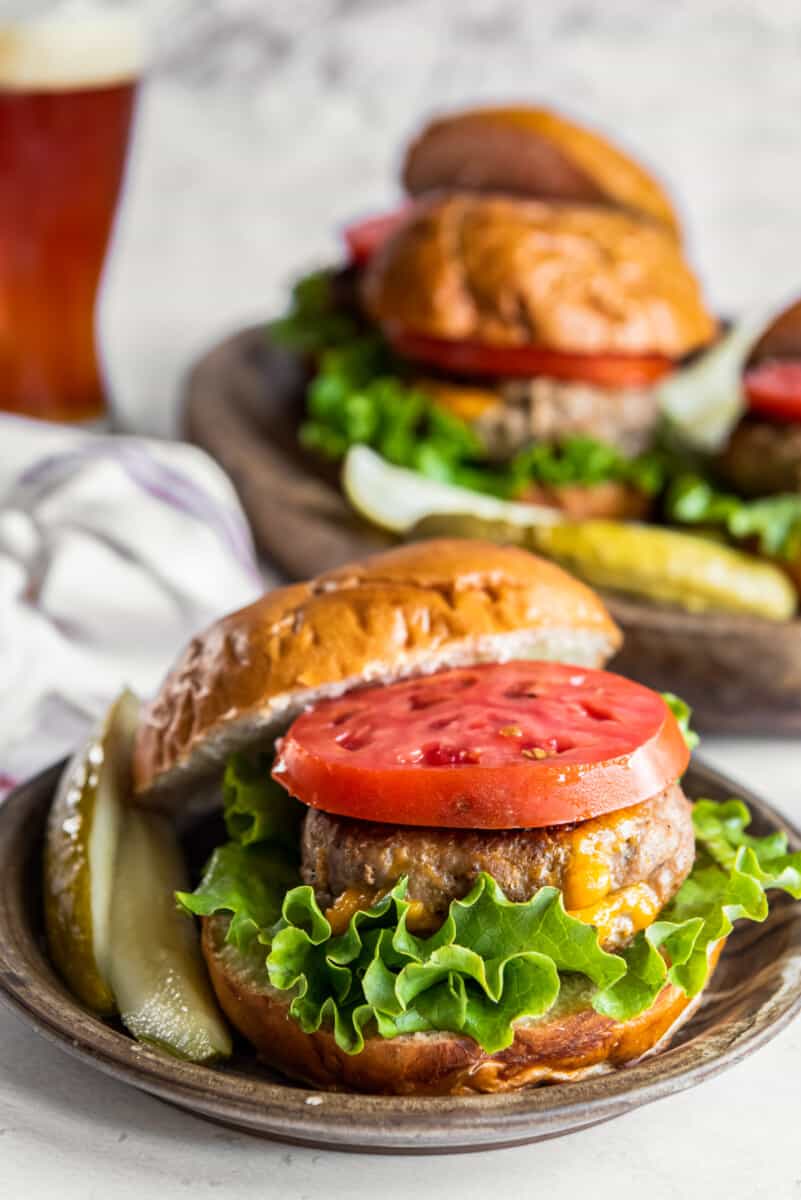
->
[411,513,796,620]
[44,688,139,1013]
[45,688,231,1061]
[109,809,232,1063]
[343,444,560,533]
[529,520,797,619]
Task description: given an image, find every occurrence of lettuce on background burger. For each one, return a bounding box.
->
[131,540,801,1094]
[665,296,801,598]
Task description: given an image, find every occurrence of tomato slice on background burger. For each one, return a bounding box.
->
[743,359,801,422]
[385,328,674,388]
[343,207,413,266]
[273,662,689,829]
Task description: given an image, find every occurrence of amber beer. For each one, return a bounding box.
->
[0,15,141,420]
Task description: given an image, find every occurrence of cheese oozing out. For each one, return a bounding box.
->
[324,803,670,947]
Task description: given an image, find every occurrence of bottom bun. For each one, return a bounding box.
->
[202,915,722,1096]
[520,480,653,522]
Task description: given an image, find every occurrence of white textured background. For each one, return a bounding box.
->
[101,0,801,435]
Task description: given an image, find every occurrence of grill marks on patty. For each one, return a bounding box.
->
[300,783,694,949]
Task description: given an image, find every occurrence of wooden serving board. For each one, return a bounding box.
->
[184,326,801,733]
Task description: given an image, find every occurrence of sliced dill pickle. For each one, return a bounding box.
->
[44,689,140,1013]
[530,521,797,620]
[409,512,530,545]
[109,809,232,1063]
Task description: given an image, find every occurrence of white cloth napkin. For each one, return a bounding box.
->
[0,414,268,796]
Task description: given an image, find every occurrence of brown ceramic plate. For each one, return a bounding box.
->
[2,759,801,1153]
[183,327,801,734]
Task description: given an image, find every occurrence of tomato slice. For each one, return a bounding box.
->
[272,662,688,829]
[744,359,801,422]
[385,329,674,388]
[343,207,413,266]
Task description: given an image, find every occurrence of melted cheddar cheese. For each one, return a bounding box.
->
[325,889,436,935]
[568,881,661,947]
[325,803,662,947]
[415,378,500,422]
[562,804,641,911]
[325,888,378,935]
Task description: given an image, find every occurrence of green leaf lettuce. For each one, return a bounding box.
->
[661,692,700,751]
[273,269,677,499]
[179,790,801,1055]
[667,474,801,563]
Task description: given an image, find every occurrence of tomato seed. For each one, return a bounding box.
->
[422,743,480,766]
[336,731,372,752]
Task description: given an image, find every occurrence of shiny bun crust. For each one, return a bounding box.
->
[133,540,621,803]
[746,295,801,368]
[363,194,715,359]
[203,915,721,1095]
[403,106,680,235]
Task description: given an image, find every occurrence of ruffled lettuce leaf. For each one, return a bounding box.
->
[667,474,801,563]
[505,436,669,497]
[596,800,801,1017]
[178,799,801,1055]
[661,692,700,751]
[268,269,362,354]
[266,876,625,1053]
[221,752,303,852]
[274,271,674,499]
[177,754,302,948]
[177,843,299,951]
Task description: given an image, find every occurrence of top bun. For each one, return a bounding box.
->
[363,194,715,359]
[133,539,621,804]
[403,106,680,235]
[746,295,801,368]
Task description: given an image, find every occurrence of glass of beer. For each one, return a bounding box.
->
[0,7,143,421]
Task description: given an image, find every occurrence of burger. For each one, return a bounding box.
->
[665,295,801,596]
[360,192,714,516]
[719,296,801,498]
[129,540,799,1094]
[277,105,716,524]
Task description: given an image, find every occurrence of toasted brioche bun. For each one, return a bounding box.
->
[403,106,680,236]
[746,295,801,367]
[520,480,653,521]
[363,195,715,359]
[133,540,621,804]
[202,915,721,1095]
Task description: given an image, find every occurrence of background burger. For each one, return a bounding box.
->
[275,104,716,522]
[361,191,714,518]
[120,540,800,1094]
[719,296,801,497]
[665,295,801,595]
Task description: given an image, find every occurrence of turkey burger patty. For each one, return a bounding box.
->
[301,782,694,949]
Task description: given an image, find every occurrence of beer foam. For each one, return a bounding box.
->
[0,6,144,91]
